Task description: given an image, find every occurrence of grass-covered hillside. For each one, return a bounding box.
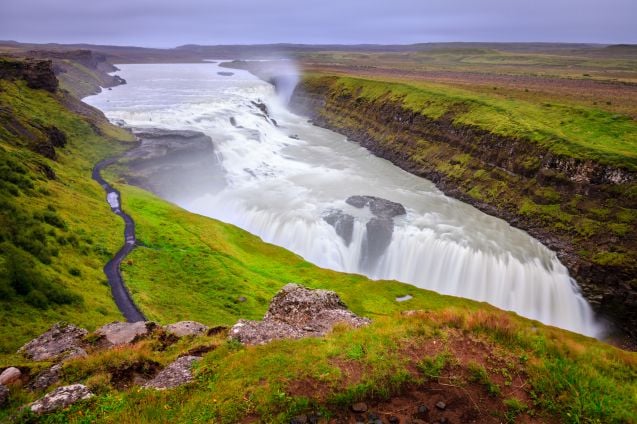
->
[0,55,636,423]
[0,59,134,354]
[4,181,637,424]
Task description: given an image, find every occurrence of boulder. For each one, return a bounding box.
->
[95,321,156,346]
[144,356,200,389]
[164,321,209,338]
[229,284,370,345]
[0,384,8,406]
[0,367,21,385]
[30,384,93,414]
[323,210,355,246]
[18,323,88,361]
[27,364,62,391]
[345,195,406,219]
[345,195,406,271]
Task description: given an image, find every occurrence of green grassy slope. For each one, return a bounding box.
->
[0,77,134,356]
[319,76,637,170]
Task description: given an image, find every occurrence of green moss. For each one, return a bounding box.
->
[591,251,631,266]
[316,75,637,170]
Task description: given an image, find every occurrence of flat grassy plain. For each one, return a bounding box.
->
[299,46,637,118]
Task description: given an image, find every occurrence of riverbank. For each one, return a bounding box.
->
[287,74,637,342]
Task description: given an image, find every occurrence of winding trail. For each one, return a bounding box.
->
[92,157,145,322]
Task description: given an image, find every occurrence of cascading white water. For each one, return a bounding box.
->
[85,62,601,337]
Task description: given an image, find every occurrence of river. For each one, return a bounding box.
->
[85,62,600,337]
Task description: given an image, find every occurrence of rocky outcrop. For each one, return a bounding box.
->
[27,364,62,391]
[230,284,370,345]
[122,129,224,204]
[324,195,406,269]
[291,78,637,340]
[18,323,88,361]
[30,384,93,414]
[95,321,156,346]
[0,57,58,92]
[164,321,209,338]
[144,356,200,389]
[346,195,407,270]
[0,367,21,386]
[323,210,355,246]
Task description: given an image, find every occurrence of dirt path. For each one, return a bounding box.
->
[92,157,145,322]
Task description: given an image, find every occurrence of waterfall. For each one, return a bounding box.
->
[84,62,602,338]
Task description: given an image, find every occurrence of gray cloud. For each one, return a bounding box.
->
[1,0,635,47]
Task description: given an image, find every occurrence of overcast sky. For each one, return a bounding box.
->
[1,0,635,47]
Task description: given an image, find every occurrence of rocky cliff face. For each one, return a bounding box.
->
[290,78,637,341]
[0,57,58,92]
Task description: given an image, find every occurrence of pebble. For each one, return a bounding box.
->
[436,401,447,410]
[389,415,400,423]
[417,404,429,416]
[352,402,368,412]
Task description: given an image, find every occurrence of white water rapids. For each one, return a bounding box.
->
[85,62,601,337]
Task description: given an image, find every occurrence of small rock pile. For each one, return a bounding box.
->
[4,319,211,414]
[230,284,370,345]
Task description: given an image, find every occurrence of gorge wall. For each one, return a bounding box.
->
[290,75,637,340]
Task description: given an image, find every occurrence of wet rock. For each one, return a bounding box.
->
[164,321,209,338]
[229,284,370,345]
[0,367,21,385]
[323,210,355,245]
[30,384,93,414]
[251,100,269,116]
[95,321,156,346]
[0,384,8,406]
[217,71,234,76]
[346,195,406,219]
[362,217,394,270]
[27,364,62,391]
[435,401,446,410]
[289,134,300,140]
[18,323,88,361]
[144,356,200,389]
[351,402,368,412]
[345,195,406,270]
[230,117,238,127]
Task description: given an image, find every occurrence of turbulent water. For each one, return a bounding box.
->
[85,62,601,337]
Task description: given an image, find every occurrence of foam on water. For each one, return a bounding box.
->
[85,62,601,337]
